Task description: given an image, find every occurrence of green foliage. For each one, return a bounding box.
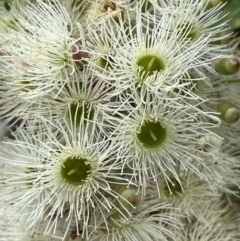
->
[224,0,240,30]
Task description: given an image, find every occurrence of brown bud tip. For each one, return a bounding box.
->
[224,107,240,124]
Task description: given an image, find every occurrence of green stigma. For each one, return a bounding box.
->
[61,156,92,185]
[164,177,183,197]
[137,120,166,148]
[68,101,95,126]
[136,54,164,80]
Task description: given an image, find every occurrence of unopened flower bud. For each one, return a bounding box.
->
[215,58,240,75]
[218,100,240,123]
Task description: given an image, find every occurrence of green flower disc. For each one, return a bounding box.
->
[137,120,166,148]
[68,101,95,126]
[136,54,164,80]
[61,156,92,185]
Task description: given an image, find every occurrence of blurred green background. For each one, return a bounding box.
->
[225,0,240,30]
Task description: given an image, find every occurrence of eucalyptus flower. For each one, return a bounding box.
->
[0,0,83,99]
[0,0,240,240]
[0,120,133,239]
[86,6,211,94]
[108,91,221,194]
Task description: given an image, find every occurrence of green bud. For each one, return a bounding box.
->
[215,58,240,75]
[218,100,240,123]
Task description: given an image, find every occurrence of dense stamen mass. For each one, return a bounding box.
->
[164,177,183,197]
[61,156,92,185]
[137,120,166,148]
[99,54,114,69]
[178,22,197,40]
[68,101,95,126]
[140,0,152,12]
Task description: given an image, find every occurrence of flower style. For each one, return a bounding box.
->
[0,120,134,239]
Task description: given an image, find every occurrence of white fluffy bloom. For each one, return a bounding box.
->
[157,0,233,63]
[39,68,119,135]
[0,120,133,239]
[0,0,88,123]
[172,201,238,241]
[193,150,240,195]
[86,0,127,29]
[0,198,75,241]
[109,91,220,194]
[156,167,220,220]
[86,7,210,94]
[0,0,82,99]
[0,0,27,32]
[91,202,181,241]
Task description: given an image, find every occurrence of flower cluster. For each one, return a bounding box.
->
[0,0,240,240]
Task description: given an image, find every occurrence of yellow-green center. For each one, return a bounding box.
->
[136,54,164,80]
[137,120,166,148]
[61,157,92,185]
